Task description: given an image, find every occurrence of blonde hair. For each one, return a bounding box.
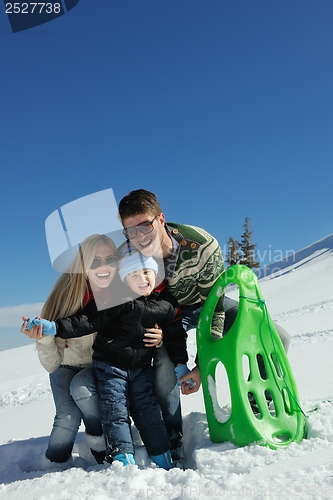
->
[41,234,117,321]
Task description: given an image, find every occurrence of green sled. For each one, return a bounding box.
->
[196,264,305,449]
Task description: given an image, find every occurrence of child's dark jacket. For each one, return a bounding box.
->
[55,281,188,371]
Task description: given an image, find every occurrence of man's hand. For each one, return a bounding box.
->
[144,323,163,347]
[180,365,201,395]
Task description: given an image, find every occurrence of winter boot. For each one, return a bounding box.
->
[112,453,136,466]
[85,432,106,465]
[168,430,186,469]
[150,450,174,470]
[41,451,73,471]
[90,449,106,464]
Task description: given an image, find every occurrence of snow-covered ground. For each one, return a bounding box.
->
[1,234,333,500]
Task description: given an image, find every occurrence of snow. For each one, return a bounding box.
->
[1,235,333,499]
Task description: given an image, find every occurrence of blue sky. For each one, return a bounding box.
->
[1,0,332,350]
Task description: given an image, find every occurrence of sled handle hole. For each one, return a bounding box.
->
[256,353,267,380]
[248,392,261,419]
[282,388,292,415]
[272,432,292,443]
[242,354,250,381]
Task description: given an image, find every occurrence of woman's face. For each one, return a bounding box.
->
[87,243,117,292]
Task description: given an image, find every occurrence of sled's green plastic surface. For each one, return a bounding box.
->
[196,265,305,449]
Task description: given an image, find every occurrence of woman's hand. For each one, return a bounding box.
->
[21,316,43,340]
[144,323,163,347]
[180,365,201,395]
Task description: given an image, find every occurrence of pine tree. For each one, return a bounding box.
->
[239,217,260,269]
[227,236,241,266]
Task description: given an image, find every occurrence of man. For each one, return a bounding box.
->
[118,190,228,385]
[118,189,290,464]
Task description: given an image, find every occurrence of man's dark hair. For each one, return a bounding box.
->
[119,189,162,221]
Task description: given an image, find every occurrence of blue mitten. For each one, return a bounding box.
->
[174,364,195,389]
[31,318,56,335]
[25,317,37,331]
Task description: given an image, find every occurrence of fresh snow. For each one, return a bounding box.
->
[1,235,333,499]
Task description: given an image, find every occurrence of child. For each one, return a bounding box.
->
[32,251,191,469]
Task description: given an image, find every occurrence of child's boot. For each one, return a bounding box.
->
[113,453,135,466]
[150,450,174,470]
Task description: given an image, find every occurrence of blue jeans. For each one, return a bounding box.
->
[153,344,183,438]
[152,304,209,445]
[46,365,103,463]
[93,354,170,458]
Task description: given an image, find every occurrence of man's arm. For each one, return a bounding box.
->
[197,242,225,339]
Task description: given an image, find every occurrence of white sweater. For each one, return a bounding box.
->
[36,333,97,373]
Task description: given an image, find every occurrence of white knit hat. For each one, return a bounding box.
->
[119,252,159,282]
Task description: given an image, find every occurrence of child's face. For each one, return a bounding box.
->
[125,268,156,296]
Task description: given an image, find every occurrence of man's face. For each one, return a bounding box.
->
[122,212,166,257]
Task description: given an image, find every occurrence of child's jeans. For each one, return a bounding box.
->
[93,353,170,459]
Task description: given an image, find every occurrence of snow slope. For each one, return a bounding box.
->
[1,235,333,500]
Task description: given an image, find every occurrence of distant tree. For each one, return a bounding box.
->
[227,237,241,266]
[239,217,260,269]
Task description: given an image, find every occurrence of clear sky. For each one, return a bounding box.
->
[0,0,332,349]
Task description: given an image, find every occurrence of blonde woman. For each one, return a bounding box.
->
[21,234,119,470]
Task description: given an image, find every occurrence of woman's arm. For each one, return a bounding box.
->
[36,335,63,373]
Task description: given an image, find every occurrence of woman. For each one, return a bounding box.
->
[21,234,120,469]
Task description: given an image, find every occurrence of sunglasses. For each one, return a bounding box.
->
[90,256,118,270]
[123,215,158,241]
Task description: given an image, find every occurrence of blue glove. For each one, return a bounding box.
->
[31,318,56,335]
[25,317,37,331]
[174,364,195,389]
